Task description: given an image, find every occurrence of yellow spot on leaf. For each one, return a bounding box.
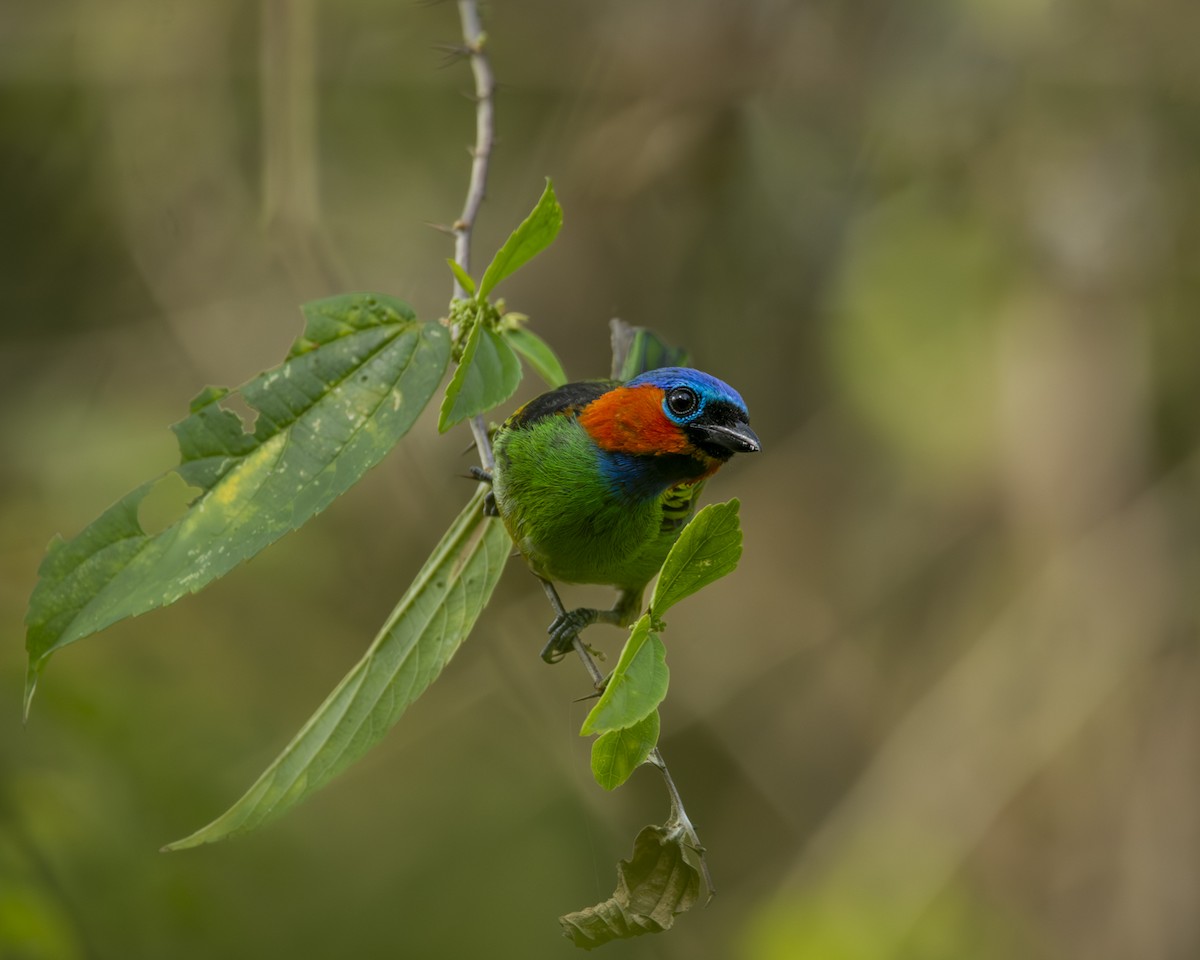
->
[209,434,287,508]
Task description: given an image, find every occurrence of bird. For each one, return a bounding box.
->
[482,365,759,662]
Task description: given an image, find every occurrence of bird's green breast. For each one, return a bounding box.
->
[492,414,693,590]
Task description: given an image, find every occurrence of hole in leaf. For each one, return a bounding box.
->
[218,391,259,435]
[138,472,203,535]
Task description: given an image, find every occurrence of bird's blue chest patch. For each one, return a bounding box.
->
[596,449,706,501]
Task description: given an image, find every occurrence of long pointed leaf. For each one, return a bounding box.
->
[610,318,690,382]
[25,293,449,713]
[476,179,563,301]
[165,488,509,849]
[504,326,567,388]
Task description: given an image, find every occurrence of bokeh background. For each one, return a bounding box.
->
[2,0,1198,957]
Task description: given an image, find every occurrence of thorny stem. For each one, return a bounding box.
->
[452,0,497,471]
[453,0,495,285]
[451,0,712,902]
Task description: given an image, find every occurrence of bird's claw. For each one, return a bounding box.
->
[541,608,599,663]
[467,467,499,516]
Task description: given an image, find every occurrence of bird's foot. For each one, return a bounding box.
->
[541,608,602,663]
[468,466,499,516]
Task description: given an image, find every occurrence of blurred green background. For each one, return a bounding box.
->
[3,0,1198,957]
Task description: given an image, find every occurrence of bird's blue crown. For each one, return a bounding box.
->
[625,367,748,425]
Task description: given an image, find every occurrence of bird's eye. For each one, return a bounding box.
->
[665,387,699,418]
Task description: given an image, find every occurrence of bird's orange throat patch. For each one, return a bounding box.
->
[579,384,692,456]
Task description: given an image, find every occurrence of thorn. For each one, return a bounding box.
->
[572,690,603,703]
[424,220,456,236]
[460,84,498,103]
[433,41,470,61]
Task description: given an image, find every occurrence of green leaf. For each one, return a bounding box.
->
[476,179,563,301]
[590,711,660,791]
[504,326,567,388]
[164,488,510,850]
[580,616,669,736]
[446,258,476,296]
[650,499,743,619]
[24,293,449,716]
[438,321,522,432]
[559,824,703,949]
[610,318,690,381]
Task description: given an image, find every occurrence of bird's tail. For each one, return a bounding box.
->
[609,318,690,381]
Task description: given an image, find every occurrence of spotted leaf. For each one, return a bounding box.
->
[24,293,449,715]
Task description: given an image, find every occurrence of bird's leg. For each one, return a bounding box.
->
[467,466,498,516]
[538,581,644,665]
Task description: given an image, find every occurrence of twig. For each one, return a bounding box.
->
[450,0,712,901]
[450,0,497,471]
[451,0,495,288]
[648,750,715,900]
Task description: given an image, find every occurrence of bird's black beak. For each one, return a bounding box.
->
[693,421,761,455]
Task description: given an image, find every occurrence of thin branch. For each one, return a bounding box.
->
[648,750,715,900]
[451,0,497,471]
[452,0,495,289]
